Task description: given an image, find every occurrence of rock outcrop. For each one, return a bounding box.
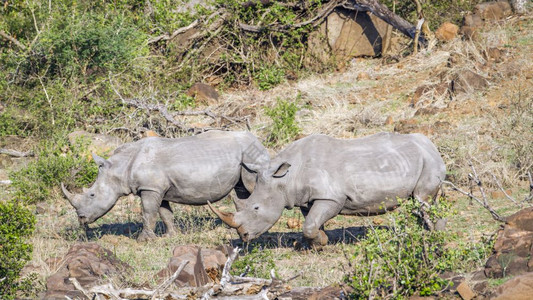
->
[44,243,131,299]
[485,207,533,278]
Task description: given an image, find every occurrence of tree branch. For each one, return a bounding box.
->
[0,30,27,50]
[0,148,34,157]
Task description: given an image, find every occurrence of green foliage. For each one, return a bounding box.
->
[264,98,300,147]
[345,197,490,299]
[9,136,98,204]
[255,66,286,91]
[231,246,277,279]
[0,200,36,299]
[381,0,483,30]
[169,94,196,111]
[32,13,147,79]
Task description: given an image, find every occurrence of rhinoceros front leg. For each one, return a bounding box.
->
[301,200,343,248]
[137,190,162,242]
[159,200,177,237]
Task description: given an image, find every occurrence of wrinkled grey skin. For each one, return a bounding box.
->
[216,132,445,247]
[62,130,269,242]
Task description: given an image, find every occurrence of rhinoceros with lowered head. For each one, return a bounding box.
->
[208,132,446,248]
[62,130,269,242]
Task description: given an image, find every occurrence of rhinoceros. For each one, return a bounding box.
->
[208,132,446,247]
[62,130,270,241]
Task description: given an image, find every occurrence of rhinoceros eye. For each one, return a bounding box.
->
[89,193,95,198]
[253,205,259,211]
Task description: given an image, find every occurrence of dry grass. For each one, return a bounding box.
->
[17,14,533,294]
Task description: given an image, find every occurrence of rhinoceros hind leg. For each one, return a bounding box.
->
[159,200,177,237]
[138,190,163,242]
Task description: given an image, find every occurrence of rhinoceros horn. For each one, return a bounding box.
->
[61,183,80,208]
[207,201,239,228]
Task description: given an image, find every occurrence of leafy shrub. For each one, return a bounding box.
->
[231,246,277,279]
[10,137,98,204]
[345,197,490,299]
[33,13,147,79]
[0,200,36,299]
[264,98,300,147]
[255,66,286,91]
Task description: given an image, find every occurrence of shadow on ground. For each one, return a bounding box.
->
[229,226,370,250]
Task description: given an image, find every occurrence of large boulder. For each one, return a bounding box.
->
[485,207,533,278]
[490,272,533,300]
[307,8,391,68]
[44,243,131,299]
[155,245,230,287]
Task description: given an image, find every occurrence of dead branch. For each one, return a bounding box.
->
[239,0,340,33]
[152,261,189,300]
[148,20,200,44]
[0,148,34,157]
[201,247,240,299]
[527,170,533,202]
[123,98,248,132]
[344,0,425,44]
[123,98,194,132]
[0,30,27,50]
[442,180,504,222]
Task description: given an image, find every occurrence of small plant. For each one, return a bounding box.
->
[0,200,36,299]
[169,94,196,111]
[264,98,300,147]
[255,66,286,91]
[345,196,490,299]
[231,246,277,279]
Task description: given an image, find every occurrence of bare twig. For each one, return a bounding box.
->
[151,261,189,300]
[0,148,34,157]
[491,174,522,208]
[527,171,533,202]
[442,180,504,222]
[201,247,240,300]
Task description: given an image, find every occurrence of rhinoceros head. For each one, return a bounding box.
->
[62,154,129,226]
[209,162,291,242]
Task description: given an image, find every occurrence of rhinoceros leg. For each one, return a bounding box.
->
[301,200,343,248]
[159,200,177,237]
[137,190,162,242]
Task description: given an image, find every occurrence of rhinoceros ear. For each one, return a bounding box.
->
[272,162,291,178]
[92,153,109,168]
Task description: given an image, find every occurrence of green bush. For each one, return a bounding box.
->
[345,197,490,299]
[255,66,286,91]
[0,200,36,299]
[231,246,277,279]
[33,13,147,79]
[264,98,300,147]
[9,137,98,204]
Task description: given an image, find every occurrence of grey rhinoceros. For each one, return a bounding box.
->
[209,132,446,247]
[62,130,270,242]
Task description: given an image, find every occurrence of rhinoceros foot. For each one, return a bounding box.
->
[137,230,157,242]
[296,230,328,251]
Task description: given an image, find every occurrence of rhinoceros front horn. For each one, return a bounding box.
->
[61,183,79,207]
[207,201,239,228]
